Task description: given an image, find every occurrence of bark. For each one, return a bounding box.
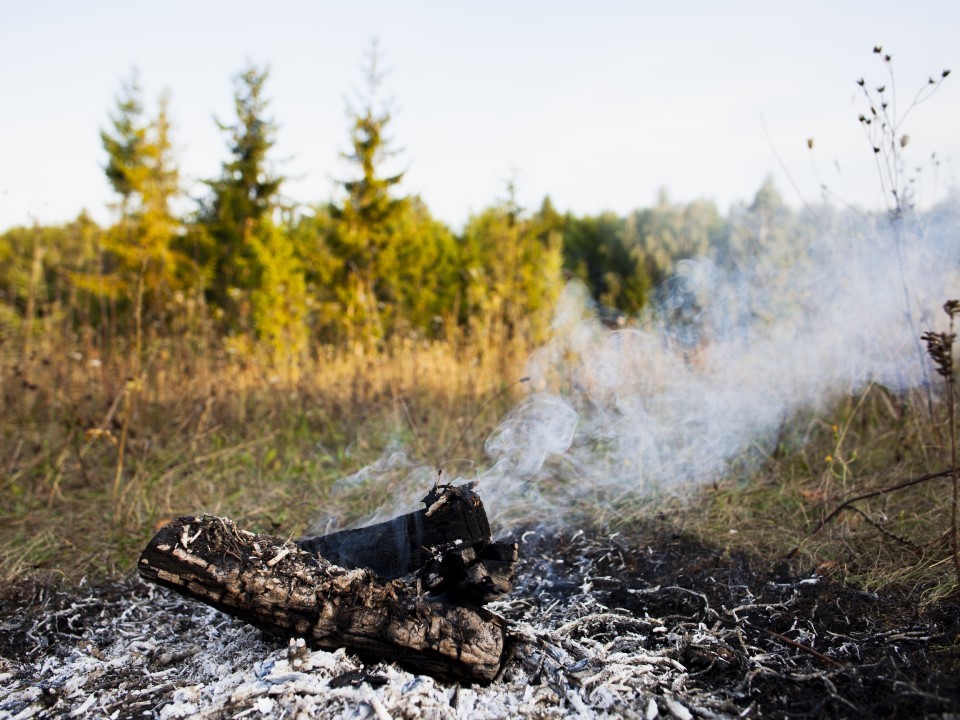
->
[138,485,515,683]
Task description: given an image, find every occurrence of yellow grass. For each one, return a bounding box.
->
[3,321,959,605]
[0,320,530,581]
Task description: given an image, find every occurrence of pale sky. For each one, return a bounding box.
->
[2,1,958,231]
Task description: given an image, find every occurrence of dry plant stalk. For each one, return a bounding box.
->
[921,299,960,591]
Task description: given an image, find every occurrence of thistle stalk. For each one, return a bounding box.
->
[949,305,960,593]
[921,299,960,591]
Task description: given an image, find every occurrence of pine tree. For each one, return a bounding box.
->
[100,73,183,325]
[250,222,309,360]
[198,64,284,324]
[328,42,410,345]
[379,197,460,337]
[630,190,724,289]
[460,190,565,344]
[562,211,650,314]
[101,72,148,221]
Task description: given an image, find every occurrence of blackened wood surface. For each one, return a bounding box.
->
[295,484,491,578]
[138,514,507,683]
[419,541,519,604]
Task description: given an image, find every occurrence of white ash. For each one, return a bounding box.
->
[14,527,938,719]
[2,549,734,720]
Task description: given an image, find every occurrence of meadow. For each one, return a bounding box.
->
[3,294,959,608]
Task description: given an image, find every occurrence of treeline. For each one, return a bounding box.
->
[0,61,816,359]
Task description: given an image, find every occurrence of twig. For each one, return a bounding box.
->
[848,506,923,556]
[717,615,840,666]
[786,466,960,558]
[656,586,839,666]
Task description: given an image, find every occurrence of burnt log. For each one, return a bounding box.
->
[296,483,517,605]
[418,540,519,604]
[296,483,491,578]
[138,485,516,682]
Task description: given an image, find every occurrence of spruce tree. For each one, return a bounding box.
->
[198,64,283,323]
[562,211,650,314]
[100,73,183,324]
[460,190,565,344]
[329,42,409,344]
[101,72,148,221]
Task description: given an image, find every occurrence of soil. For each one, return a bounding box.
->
[2,525,959,719]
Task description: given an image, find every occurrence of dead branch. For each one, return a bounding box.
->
[786,466,960,559]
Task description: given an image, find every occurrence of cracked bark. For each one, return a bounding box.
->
[138,484,515,683]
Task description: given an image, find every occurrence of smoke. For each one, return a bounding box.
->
[475,205,960,524]
[316,203,960,532]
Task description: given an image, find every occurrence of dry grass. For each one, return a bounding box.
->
[3,322,960,606]
[672,384,960,605]
[0,323,529,582]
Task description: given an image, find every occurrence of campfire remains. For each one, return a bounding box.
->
[5,526,960,718]
[137,483,518,683]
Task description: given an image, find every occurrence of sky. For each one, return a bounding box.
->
[1,0,958,231]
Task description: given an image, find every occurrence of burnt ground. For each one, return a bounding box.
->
[1,526,959,719]
[508,527,960,719]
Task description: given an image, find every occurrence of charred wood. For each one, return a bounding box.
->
[295,483,491,578]
[138,485,516,682]
[296,483,517,605]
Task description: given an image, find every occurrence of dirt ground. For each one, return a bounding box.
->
[2,525,959,719]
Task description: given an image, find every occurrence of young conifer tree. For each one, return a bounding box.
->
[329,41,409,345]
[100,72,183,325]
[460,186,565,345]
[198,64,284,326]
[101,72,148,221]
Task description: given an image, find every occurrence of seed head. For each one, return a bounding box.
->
[922,330,955,379]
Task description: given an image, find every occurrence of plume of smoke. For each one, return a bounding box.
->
[313,203,960,532]
[475,206,960,524]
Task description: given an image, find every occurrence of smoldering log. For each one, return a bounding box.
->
[296,484,491,578]
[138,485,517,682]
[296,483,517,604]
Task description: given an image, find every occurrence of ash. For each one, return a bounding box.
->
[2,529,958,719]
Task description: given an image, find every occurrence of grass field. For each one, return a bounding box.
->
[0,327,527,580]
[2,322,959,605]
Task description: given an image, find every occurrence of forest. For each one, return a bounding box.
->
[0,62,835,364]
